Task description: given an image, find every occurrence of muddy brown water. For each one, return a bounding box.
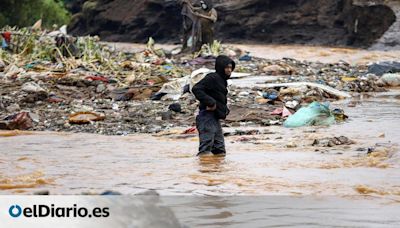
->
[1,90,399,196]
[107,42,400,64]
[1,90,400,226]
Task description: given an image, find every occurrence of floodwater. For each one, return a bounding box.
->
[1,44,400,226]
[1,90,399,227]
[0,90,399,197]
[108,42,400,64]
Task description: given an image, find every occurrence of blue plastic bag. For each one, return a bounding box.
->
[239,53,252,61]
[283,102,336,128]
[1,38,8,49]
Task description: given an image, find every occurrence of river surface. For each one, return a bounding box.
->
[1,44,400,227]
[107,42,400,64]
[0,90,399,195]
[1,89,399,227]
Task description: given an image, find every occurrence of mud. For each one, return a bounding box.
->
[69,0,397,48]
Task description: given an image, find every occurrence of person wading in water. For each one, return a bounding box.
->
[192,55,235,157]
[181,0,217,52]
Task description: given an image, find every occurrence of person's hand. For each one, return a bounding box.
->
[206,104,217,111]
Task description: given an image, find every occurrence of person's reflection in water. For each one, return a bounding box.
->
[197,155,226,173]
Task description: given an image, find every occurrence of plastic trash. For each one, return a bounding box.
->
[1,31,11,49]
[187,36,193,48]
[32,19,42,30]
[155,68,251,101]
[271,107,292,118]
[151,92,168,101]
[182,127,197,134]
[0,112,34,130]
[163,65,173,71]
[262,92,278,100]
[332,108,348,122]
[239,53,252,61]
[377,73,400,87]
[1,31,11,43]
[1,39,8,49]
[22,82,46,93]
[285,100,300,109]
[282,107,292,118]
[265,82,352,99]
[85,76,109,83]
[168,103,182,113]
[271,108,283,115]
[283,102,336,128]
[69,112,105,124]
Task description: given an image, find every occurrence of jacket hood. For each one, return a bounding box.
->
[215,55,235,80]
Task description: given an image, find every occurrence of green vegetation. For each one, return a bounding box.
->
[0,0,71,28]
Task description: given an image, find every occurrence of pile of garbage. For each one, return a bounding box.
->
[0,24,396,134]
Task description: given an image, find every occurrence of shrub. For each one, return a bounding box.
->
[0,0,71,28]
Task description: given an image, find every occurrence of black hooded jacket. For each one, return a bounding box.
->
[192,55,236,119]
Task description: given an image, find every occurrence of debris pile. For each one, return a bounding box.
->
[0,25,392,134]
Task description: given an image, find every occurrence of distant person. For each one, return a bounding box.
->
[192,55,235,157]
[181,0,217,52]
[55,34,80,57]
[180,0,197,52]
[1,32,11,50]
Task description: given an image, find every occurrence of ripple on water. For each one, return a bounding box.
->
[0,171,52,190]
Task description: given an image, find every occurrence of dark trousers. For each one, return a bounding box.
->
[196,111,226,155]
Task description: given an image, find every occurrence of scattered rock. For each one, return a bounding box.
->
[255,97,270,104]
[224,129,261,136]
[55,119,66,126]
[6,104,20,113]
[5,65,24,78]
[22,82,46,93]
[21,82,49,102]
[100,190,121,195]
[347,101,357,107]
[168,103,182,113]
[135,190,159,196]
[33,190,50,195]
[161,111,173,121]
[96,83,107,93]
[286,142,297,148]
[368,62,400,76]
[0,59,5,71]
[312,136,354,147]
[28,112,40,123]
[238,91,250,97]
[262,64,288,75]
[285,100,300,109]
